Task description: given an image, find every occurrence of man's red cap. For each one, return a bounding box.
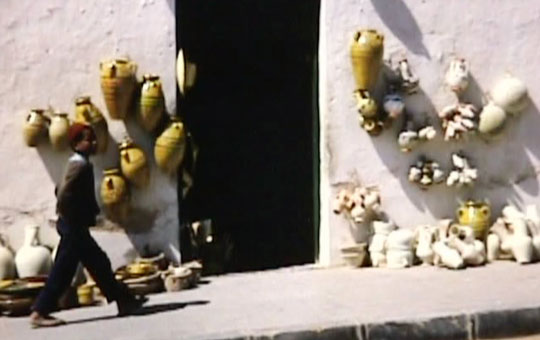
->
[68,122,93,144]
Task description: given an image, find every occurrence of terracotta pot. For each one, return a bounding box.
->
[350,29,384,91]
[100,58,137,120]
[74,96,108,153]
[49,112,70,151]
[457,201,491,240]
[154,117,187,175]
[0,235,16,280]
[119,138,150,188]
[23,109,49,147]
[14,225,53,278]
[100,169,129,222]
[138,74,164,132]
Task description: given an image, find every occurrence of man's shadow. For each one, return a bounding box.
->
[65,300,209,325]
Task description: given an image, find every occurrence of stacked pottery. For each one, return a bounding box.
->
[0,234,16,280]
[456,200,490,240]
[49,112,70,151]
[138,74,164,132]
[100,169,130,223]
[74,96,109,153]
[119,138,150,188]
[22,109,49,147]
[154,117,187,175]
[14,225,53,278]
[100,58,138,120]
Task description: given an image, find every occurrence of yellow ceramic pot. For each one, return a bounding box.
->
[23,109,49,147]
[457,201,491,240]
[100,169,129,223]
[49,112,70,151]
[119,138,150,188]
[154,117,187,175]
[74,96,108,153]
[77,284,94,306]
[100,58,138,120]
[350,29,384,91]
[138,74,164,132]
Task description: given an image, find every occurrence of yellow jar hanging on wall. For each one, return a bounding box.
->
[456,200,491,240]
[23,109,49,147]
[100,169,130,223]
[49,112,70,151]
[154,117,187,175]
[99,58,138,120]
[350,29,384,91]
[74,96,108,153]
[119,138,150,188]
[138,74,164,132]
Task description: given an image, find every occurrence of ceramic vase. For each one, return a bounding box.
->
[445,58,470,93]
[368,220,395,267]
[433,241,464,269]
[49,112,70,151]
[154,117,187,175]
[415,225,436,265]
[491,74,529,115]
[385,229,414,268]
[0,234,16,280]
[23,109,49,147]
[478,102,506,135]
[14,225,53,278]
[457,201,490,240]
[100,58,138,120]
[139,74,164,132]
[74,96,109,153]
[100,169,130,223]
[119,138,150,188]
[350,29,384,91]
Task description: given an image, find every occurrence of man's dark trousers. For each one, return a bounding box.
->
[33,218,125,314]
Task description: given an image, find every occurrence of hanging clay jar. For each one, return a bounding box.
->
[100,169,130,223]
[0,234,16,280]
[176,48,197,96]
[350,29,384,91]
[119,138,150,188]
[138,74,164,132]
[457,200,491,240]
[49,112,70,151]
[154,117,187,175]
[23,109,49,147]
[100,58,138,120]
[14,225,53,278]
[75,96,109,153]
[478,102,507,135]
[491,74,529,115]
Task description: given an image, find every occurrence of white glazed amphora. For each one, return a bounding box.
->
[15,225,53,278]
[0,234,16,280]
[385,229,414,268]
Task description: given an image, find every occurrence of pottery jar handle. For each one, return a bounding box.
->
[107,178,114,190]
[122,150,130,163]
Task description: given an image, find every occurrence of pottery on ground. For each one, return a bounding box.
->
[14,225,53,278]
[491,74,529,115]
[457,201,491,240]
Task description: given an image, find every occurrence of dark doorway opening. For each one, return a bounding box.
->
[176,0,320,273]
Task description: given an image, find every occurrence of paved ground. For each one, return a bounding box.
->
[2,261,540,339]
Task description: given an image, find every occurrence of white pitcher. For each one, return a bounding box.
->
[15,225,53,278]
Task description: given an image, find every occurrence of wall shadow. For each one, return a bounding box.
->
[370,0,430,59]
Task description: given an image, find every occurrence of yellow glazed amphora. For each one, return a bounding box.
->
[74,96,108,153]
[100,169,130,223]
[23,109,49,147]
[456,200,491,240]
[154,117,187,175]
[119,138,150,188]
[100,58,137,120]
[138,74,164,132]
[350,29,384,91]
[49,112,70,151]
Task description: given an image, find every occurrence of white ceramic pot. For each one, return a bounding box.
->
[0,235,16,280]
[415,225,436,265]
[486,233,501,262]
[511,235,534,264]
[478,102,506,135]
[386,249,414,268]
[15,225,53,278]
[433,241,464,269]
[491,74,529,115]
[445,58,470,93]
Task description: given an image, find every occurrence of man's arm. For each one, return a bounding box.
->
[56,158,86,221]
